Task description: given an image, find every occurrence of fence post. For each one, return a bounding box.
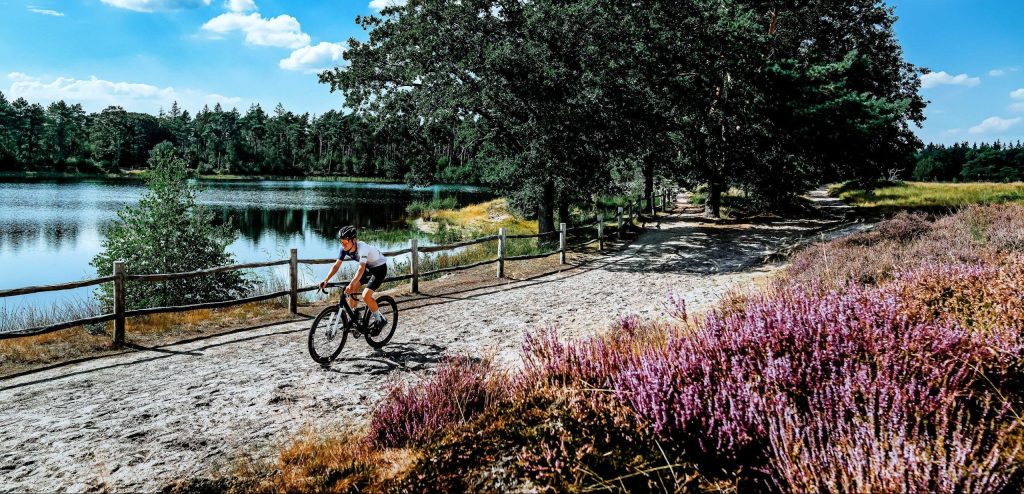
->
[597,214,604,251]
[662,190,668,212]
[651,189,657,216]
[289,248,298,314]
[497,228,506,278]
[559,222,567,264]
[411,239,420,293]
[113,260,125,347]
[616,207,623,240]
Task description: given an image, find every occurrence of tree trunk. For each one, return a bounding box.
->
[643,159,655,212]
[557,200,569,227]
[705,179,722,219]
[537,179,556,238]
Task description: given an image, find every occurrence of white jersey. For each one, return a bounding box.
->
[339,240,387,268]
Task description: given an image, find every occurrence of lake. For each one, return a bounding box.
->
[0,178,491,317]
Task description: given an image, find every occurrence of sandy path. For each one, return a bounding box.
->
[0,193,856,492]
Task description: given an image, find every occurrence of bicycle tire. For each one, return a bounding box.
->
[308,305,349,364]
[365,295,398,349]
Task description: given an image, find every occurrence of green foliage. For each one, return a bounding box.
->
[914,141,1024,182]
[404,196,458,219]
[0,91,482,184]
[429,220,463,244]
[324,0,631,233]
[323,0,925,224]
[90,142,254,310]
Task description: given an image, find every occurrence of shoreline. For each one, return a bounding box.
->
[0,171,482,186]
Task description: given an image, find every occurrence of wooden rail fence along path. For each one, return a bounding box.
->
[0,189,677,345]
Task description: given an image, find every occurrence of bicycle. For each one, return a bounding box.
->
[308,287,398,364]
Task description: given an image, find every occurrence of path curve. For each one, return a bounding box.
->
[0,194,856,492]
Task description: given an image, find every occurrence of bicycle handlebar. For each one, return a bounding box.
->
[316,286,361,300]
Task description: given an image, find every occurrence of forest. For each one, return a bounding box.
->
[0,95,480,184]
[914,141,1024,182]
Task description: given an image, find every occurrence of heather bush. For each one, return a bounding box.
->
[368,355,506,448]
[350,206,1024,492]
[873,210,932,242]
[610,266,1023,491]
[768,382,1018,493]
[783,204,1024,289]
[389,386,718,493]
[519,320,667,393]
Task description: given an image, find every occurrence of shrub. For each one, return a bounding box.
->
[368,356,505,448]
[782,204,1024,290]
[612,267,1022,491]
[90,142,254,310]
[405,197,459,220]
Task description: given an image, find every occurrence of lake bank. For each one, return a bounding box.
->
[0,170,448,185]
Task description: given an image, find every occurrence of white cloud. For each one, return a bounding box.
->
[28,7,64,16]
[1011,88,1024,100]
[968,116,1023,135]
[920,71,981,89]
[6,72,241,114]
[100,0,212,12]
[369,0,406,10]
[941,128,963,137]
[990,68,1019,77]
[279,42,345,73]
[1010,103,1024,113]
[202,12,310,49]
[225,0,256,13]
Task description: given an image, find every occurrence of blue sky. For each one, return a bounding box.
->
[1,0,1022,145]
[893,0,1024,144]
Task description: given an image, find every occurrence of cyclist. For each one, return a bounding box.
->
[319,226,388,330]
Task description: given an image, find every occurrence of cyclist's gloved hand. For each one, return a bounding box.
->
[318,280,328,291]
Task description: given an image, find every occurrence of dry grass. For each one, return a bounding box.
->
[0,298,291,377]
[429,198,537,236]
[165,426,421,494]
[834,181,1024,212]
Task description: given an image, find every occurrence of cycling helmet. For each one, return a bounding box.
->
[336,225,357,240]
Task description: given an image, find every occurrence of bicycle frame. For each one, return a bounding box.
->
[320,287,370,330]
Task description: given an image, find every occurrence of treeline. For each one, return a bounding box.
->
[915,141,1024,182]
[327,0,926,227]
[0,93,481,183]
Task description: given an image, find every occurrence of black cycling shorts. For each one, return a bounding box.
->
[359,264,388,291]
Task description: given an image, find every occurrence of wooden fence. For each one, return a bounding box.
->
[0,189,676,345]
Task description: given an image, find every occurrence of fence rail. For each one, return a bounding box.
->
[125,260,290,282]
[0,276,116,298]
[0,188,677,344]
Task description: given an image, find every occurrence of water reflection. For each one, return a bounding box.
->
[1,180,488,251]
[216,205,415,242]
[0,179,491,310]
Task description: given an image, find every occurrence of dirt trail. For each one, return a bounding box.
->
[0,193,859,492]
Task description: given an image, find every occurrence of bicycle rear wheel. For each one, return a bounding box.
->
[365,295,398,349]
[308,305,349,364]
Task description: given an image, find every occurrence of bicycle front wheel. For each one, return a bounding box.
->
[365,295,398,349]
[308,305,349,364]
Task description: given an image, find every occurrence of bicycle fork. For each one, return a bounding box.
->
[325,309,344,339]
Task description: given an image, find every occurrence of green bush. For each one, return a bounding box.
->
[91,142,254,310]
[405,197,459,220]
